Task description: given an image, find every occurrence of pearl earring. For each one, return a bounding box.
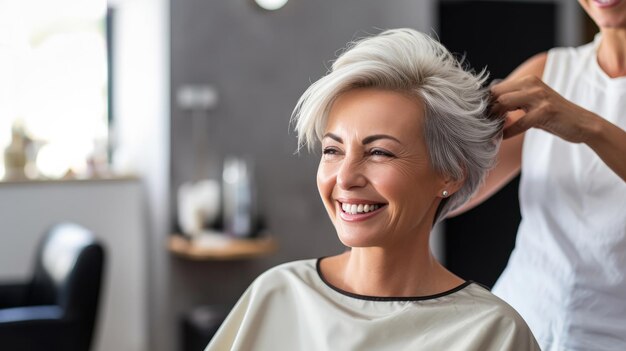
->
[442,190,449,197]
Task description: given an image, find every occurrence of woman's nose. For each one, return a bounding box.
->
[336,155,367,190]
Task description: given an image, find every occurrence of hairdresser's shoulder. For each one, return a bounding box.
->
[508,52,547,80]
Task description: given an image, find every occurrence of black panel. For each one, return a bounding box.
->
[439,1,556,288]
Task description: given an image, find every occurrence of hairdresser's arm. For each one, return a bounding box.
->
[491,65,626,183]
[447,134,523,217]
[447,53,547,217]
[585,117,626,182]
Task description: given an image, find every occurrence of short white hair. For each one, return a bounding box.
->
[292,28,503,223]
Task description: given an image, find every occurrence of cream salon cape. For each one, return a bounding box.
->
[205,259,539,351]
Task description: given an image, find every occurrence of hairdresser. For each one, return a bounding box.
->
[451,1,626,350]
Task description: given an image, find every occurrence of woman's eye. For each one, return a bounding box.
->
[370,149,394,157]
[322,147,342,159]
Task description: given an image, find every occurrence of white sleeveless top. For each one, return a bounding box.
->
[493,35,626,351]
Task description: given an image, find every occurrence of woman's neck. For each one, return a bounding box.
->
[323,235,463,298]
[597,28,626,78]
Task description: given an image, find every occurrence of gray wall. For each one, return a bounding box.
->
[169,0,433,349]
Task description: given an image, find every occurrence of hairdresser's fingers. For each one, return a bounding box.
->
[491,91,535,117]
[490,75,544,97]
[502,110,525,129]
[503,113,533,139]
[502,108,548,139]
[503,104,587,142]
[492,81,555,116]
[489,78,520,96]
[488,78,503,89]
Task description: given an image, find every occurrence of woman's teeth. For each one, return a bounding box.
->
[341,203,381,214]
[594,0,621,7]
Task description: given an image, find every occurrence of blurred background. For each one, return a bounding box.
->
[0,0,596,350]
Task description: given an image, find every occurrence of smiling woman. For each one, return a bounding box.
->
[205,29,540,351]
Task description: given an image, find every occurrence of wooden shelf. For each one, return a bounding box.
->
[168,234,278,260]
[0,175,139,186]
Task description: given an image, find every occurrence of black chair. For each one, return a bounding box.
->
[0,223,105,351]
[182,305,230,351]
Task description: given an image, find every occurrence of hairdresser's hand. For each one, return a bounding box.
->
[490,75,602,143]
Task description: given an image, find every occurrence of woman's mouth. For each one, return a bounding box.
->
[593,0,622,9]
[338,201,386,221]
[341,202,382,214]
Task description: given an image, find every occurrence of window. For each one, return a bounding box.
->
[0,0,109,180]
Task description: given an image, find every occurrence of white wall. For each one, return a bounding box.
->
[0,179,148,351]
[111,0,171,350]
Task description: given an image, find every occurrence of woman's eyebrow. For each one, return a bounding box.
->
[322,133,343,143]
[362,134,401,145]
[322,133,401,145]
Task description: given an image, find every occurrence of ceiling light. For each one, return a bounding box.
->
[254,0,288,11]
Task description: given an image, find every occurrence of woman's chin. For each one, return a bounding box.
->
[336,231,381,248]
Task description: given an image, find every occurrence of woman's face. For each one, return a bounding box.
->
[579,0,626,29]
[317,88,447,248]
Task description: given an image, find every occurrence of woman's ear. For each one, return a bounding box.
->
[438,175,464,198]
